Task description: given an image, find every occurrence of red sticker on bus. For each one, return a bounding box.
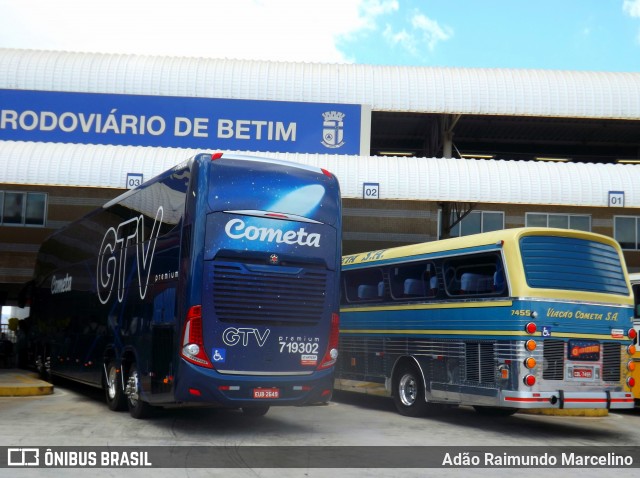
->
[572,368,593,379]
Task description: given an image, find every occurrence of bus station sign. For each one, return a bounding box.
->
[0,89,370,155]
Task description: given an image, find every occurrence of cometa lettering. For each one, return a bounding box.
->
[224,218,321,248]
[51,274,73,295]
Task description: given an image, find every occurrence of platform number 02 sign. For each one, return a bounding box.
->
[608,191,624,208]
[363,183,380,200]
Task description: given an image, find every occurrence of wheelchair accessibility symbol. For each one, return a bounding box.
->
[212,348,226,363]
[542,326,552,337]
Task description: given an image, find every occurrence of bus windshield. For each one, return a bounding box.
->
[208,157,339,226]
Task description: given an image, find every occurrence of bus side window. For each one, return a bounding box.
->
[493,270,506,293]
[357,284,378,300]
[444,254,500,296]
[404,278,425,296]
[429,275,438,296]
[389,261,436,300]
[444,267,460,295]
[343,269,384,303]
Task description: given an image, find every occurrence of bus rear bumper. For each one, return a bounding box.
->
[500,390,635,410]
[172,360,335,407]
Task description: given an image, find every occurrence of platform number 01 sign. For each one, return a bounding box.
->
[608,191,624,208]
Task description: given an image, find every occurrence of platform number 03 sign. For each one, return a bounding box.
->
[363,183,380,200]
[608,191,624,208]
[126,173,144,190]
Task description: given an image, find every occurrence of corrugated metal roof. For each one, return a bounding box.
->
[1,49,640,120]
[1,141,638,208]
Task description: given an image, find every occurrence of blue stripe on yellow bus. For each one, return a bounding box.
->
[338,329,624,341]
[340,300,513,313]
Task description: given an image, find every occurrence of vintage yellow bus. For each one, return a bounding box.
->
[629,272,640,404]
[337,228,636,416]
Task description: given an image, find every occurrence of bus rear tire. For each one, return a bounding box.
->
[242,406,270,417]
[126,362,152,419]
[104,361,126,411]
[392,363,429,417]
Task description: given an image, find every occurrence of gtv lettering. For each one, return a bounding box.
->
[223,327,271,347]
[97,206,163,304]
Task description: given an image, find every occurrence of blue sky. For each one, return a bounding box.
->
[1,0,639,72]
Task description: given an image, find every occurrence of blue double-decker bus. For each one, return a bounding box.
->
[29,152,342,418]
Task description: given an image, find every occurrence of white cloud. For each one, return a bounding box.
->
[623,0,640,46]
[623,0,640,17]
[383,25,416,54]
[411,13,453,52]
[0,0,390,63]
[382,10,452,57]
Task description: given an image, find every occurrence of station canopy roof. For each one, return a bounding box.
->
[1,49,640,163]
[1,141,638,208]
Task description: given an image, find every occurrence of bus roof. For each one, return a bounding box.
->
[342,227,632,304]
[342,227,620,267]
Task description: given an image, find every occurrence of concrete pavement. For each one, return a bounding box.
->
[0,367,609,416]
[0,368,53,396]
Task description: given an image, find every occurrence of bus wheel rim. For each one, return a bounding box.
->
[399,373,417,407]
[107,367,118,400]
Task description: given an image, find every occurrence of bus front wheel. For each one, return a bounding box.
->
[392,363,428,417]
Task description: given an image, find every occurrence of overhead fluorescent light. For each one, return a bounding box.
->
[534,157,570,162]
[617,159,640,164]
[378,151,414,156]
[460,154,495,159]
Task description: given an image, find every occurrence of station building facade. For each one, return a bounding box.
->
[1,48,640,307]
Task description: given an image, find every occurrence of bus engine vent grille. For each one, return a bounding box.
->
[542,339,565,380]
[465,341,495,384]
[211,261,328,325]
[602,342,621,383]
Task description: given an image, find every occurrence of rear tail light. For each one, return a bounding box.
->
[180,305,213,368]
[318,313,340,370]
[629,328,638,340]
[523,374,536,387]
[525,322,537,334]
[211,152,223,160]
[627,377,636,388]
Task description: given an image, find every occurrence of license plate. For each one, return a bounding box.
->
[573,368,593,379]
[253,388,280,399]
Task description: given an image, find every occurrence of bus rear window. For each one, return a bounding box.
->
[520,235,628,295]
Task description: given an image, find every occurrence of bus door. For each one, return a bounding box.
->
[150,286,177,396]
